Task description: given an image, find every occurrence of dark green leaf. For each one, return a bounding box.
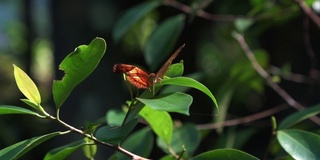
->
[161,77,218,111]
[110,127,153,160]
[157,123,200,157]
[0,132,63,160]
[95,118,138,145]
[44,140,88,160]
[83,123,101,135]
[139,106,173,144]
[13,64,41,105]
[137,92,192,115]
[277,129,320,160]
[278,104,320,129]
[106,109,126,126]
[112,1,160,42]
[0,105,41,117]
[191,148,259,160]
[145,14,186,71]
[52,37,106,108]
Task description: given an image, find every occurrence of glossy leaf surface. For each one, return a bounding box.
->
[52,37,106,108]
[140,106,173,145]
[0,132,63,160]
[277,129,320,160]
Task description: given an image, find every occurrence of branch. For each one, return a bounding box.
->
[52,117,149,160]
[197,104,288,130]
[233,32,320,125]
[295,0,320,28]
[268,65,316,84]
[163,0,296,21]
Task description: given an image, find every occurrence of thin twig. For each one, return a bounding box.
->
[163,0,296,22]
[268,65,316,84]
[295,0,320,28]
[233,32,320,125]
[197,104,288,130]
[52,117,149,160]
[303,15,317,69]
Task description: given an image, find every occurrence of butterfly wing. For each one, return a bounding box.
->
[113,64,152,89]
[153,44,185,84]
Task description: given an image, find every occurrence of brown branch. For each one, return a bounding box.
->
[268,65,316,84]
[163,0,296,22]
[233,32,320,125]
[303,16,317,69]
[54,117,150,160]
[295,0,320,28]
[197,104,288,130]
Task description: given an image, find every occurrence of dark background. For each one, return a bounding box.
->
[1,0,320,159]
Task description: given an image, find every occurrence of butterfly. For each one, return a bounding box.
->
[113,44,185,89]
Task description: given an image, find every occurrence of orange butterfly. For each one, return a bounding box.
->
[113,44,185,89]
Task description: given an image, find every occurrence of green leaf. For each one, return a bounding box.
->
[20,99,40,110]
[112,1,160,43]
[52,37,106,108]
[277,129,320,160]
[161,77,219,111]
[165,62,184,78]
[278,104,320,129]
[44,140,88,160]
[157,123,200,157]
[83,123,101,135]
[106,109,126,126]
[190,148,259,160]
[137,92,192,115]
[110,127,153,160]
[95,118,138,145]
[234,18,254,32]
[0,132,63,160]
[160,72,205,94]
[140,106,173,144]
[0,105,41,117]
[13,64,41,105]
[82,138,97,159]
[145,14,186,71]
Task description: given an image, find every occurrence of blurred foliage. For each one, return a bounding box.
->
[1,0,320,159]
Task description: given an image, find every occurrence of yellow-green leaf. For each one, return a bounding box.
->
[13,64,41,105]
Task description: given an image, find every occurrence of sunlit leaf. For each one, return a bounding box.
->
[165,62,184,78]
[13,64,41,105]
[140,106,173,144]
[137,92,192,115]
[82,138,97,159]
[0,105,41,117]
[277,129,320,160]
[52,37,106,108]
[145,14,186,71]
[0,132,64,160]
[161,77,218,111]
